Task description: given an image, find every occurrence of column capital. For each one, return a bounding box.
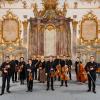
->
[22,20,28,30]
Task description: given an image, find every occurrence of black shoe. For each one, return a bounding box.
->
[46,88,49,91]
[26,90,29,92]
[0,93,4,96]
[12,81,15,83]
[93,91,96,94]
[51,89,55,91]
[87,90,91,92]
[22,82,24,85]
[60,85,63,87]
[30,90,33,92]
[66,85,68,87]
[7,91,11,93]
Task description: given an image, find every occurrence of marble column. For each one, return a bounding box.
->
[22,19,28,59]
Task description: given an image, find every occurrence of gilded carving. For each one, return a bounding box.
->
[32,0,67,18]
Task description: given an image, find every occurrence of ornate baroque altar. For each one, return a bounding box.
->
[28,0,72,57]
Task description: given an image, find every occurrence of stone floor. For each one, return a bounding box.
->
[0,73,100,100]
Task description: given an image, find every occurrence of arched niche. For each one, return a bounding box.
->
[44,24,56,56]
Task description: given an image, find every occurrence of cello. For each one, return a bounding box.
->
[60,65,69,81]
[56,64,61,78]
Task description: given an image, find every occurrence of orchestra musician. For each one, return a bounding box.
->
[85,56,98,94]
[66,56,72,80]
[60,56,69,87]
[18,57,26,85]
[0,56,11,95]
[54,56,61,81]
[38,56,46,83]
[75,57,82,81]
[26,59,34,92]
[32,55,38,80]
[10,56,19,83]
[45,56,55,91]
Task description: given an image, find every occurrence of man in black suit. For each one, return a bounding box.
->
[60,56,68,87]
[85,56,97,94]
[53,56,61,81]
[45,56,55,91]
[0,56,11,95]
[66,56,72,80]
[26,59,34,92]
[10,57,19,83]
[32,56,38,80]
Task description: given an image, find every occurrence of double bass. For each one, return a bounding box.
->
[78,63,88,83]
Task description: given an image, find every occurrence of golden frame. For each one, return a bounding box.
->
[0,19,2,31]
[1,10,21,43]
[45,24,56,31]
[80,12,98,42]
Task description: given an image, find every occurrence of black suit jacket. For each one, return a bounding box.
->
[26,64,34,78]
[45,61,55,74]
[85,62,97,75]
[1,61,11,76]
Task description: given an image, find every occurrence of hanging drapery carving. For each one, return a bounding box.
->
[38,23,44,55]
[29,18,45,57]
[56,18,71,56]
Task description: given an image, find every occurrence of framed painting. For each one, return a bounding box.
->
[2,11,20,43]
[81,12,98,42]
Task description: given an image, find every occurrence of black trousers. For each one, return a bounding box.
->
[61,80,68,86]
[68,66,72,80]
[27,79,33,91]
[58,76,60,81]
[33,70,37,80]
[54,76,60,81]
[1,75,11,93]
[47,75,54,90]
[88,74,96,91]
[12,71,17,82]
[20,73,25,85]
